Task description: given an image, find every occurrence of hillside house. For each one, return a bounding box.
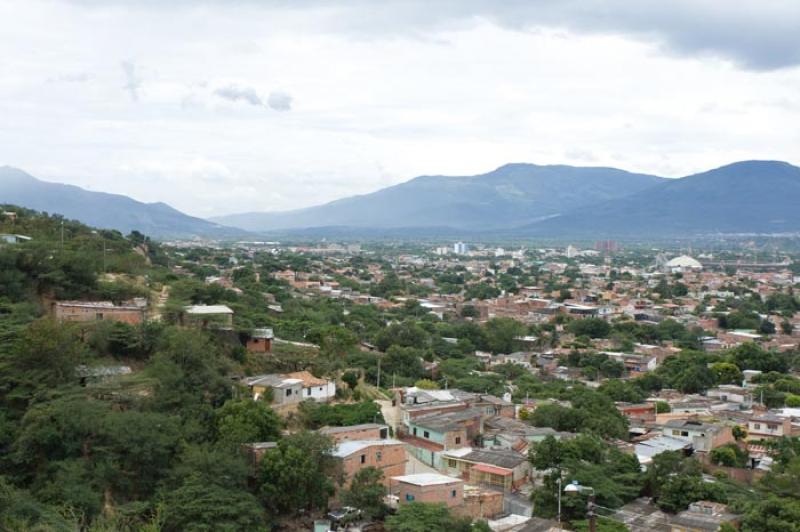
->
[442,448,530,491]
[182,304,234,329]
[284,370,336,402]
[54,300,145,325]
[333,439,406,487]
[747,412,793,441]
[246,328,273,353]
[320,423,390,443]
[391,473,464,508]
[660,419,735,453]
[242,374,303,405]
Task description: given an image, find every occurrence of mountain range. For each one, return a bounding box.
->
[0,166,244,239]
[520,160,800,237]
[211,164,664,231]
[2,160,799,239]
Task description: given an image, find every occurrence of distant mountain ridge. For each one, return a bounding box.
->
[211,163,665,231]
[4,160,799,240]
[518,160,800,237]
[0,166,245,239]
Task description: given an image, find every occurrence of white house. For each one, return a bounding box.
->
[284,370,337,402]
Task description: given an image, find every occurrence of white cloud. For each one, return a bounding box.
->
[0,0,798,218]
[267,91,292,111]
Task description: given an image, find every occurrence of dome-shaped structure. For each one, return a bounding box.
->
[664,255,702,271]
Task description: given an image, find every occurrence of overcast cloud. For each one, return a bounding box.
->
[0,0,799,217]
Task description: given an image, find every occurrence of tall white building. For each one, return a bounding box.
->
[453,242,468,255]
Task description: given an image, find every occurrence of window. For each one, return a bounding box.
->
[413,428,417,436]
[754,423,761,430]
[96,313,104,320]
[448,459,457,468]
[285,389,292,396]
[672,430,680,436]
[306,388,311,396]
[376,451,382,462]
[455,437,461,445]
[405,494,415,501]
[423,431,430,439]
[681,431,689,437]
[451,490,457,498]
[768,424,778,431]
[360,454,366,464]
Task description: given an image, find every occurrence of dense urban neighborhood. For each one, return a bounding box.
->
[2,205,800,531]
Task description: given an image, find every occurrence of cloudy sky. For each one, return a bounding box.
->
[1,0,799,217]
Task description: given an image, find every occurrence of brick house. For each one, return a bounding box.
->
[333,439,406,487]
[54,300,145,324]
[320,423,390,443]
[246,328,273,353]
[403,408,485,468]
[391,474,463,508]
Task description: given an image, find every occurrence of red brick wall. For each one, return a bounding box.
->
[397,481,463,508]
[340,443,406,487]
[55,305,144,324]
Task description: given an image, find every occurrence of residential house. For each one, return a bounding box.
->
[660,419,735,453]
[246,328,274,353]
[182,304,234,328]
[0,233,32,244]
[617,402,657,424]
[402,408,486,468]
[670,501,739,532]
[333,439,406,487]
[284,370,336,402]
[54,300,146,325]
[747,412,793,441]
[320,423,390,443]
[442,448,530,491]
[241,374,304,405]
[391,473,464,508]
[241,442,278,474]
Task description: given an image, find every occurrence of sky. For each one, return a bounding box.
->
[1,0,799,218]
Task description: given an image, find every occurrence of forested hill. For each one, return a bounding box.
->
[0,205,164,315]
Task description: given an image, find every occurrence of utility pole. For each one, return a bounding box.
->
[60,220,64,248]
[376,357,381,389]
[587,493,597,532]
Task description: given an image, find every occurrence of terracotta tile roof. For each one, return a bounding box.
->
[284,370,328,387]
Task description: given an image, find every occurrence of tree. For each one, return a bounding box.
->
[383,346,426,380]
[163,474,266,532]
[341,371,359,390]
[385,503,473,532]
[710,444,748,468]
[258,432,336,516]
[414,379,440,390]
[567,318,611,339]
[214,399,283,449]
[298,400,384,429]
[711,362,743,385]
[732,425,747,441]
[2,319,87,409]
[341,467,388,520]
[740,496,800,532]
[484,318,526,354]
